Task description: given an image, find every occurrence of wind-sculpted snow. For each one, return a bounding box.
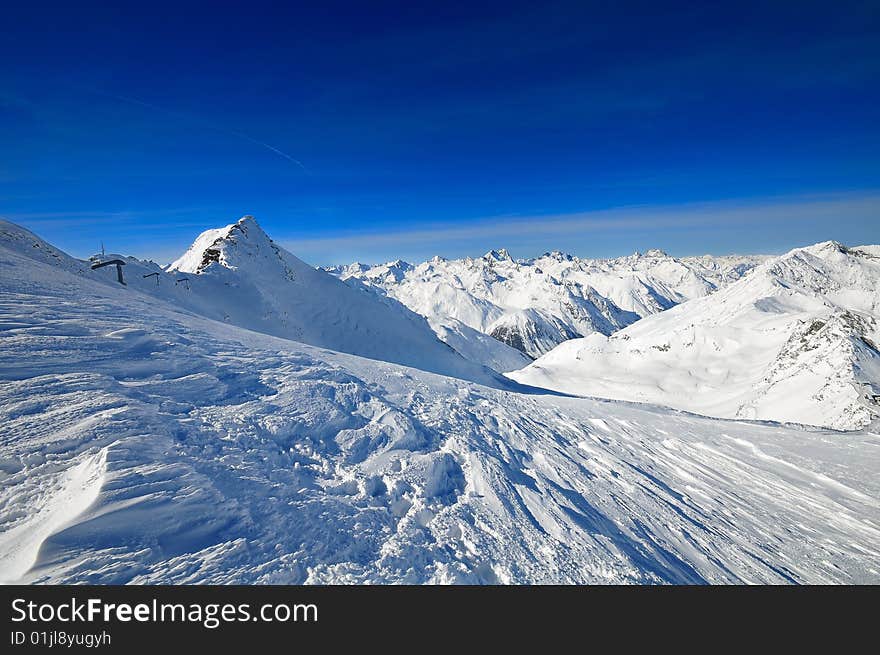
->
[511,242,880,430]
[328,247,765,358]
[2,225,879,584]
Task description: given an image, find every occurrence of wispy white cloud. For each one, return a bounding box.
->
[2,208,217,230]
[280,191,880,257]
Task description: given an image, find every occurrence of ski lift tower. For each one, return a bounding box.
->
[91,259,127,285]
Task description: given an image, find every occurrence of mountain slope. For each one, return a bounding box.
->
[1,225,879,584]
[1,218,507,384]
[510,242,880,430]
[329,248,766,358]
[165,216,497,380]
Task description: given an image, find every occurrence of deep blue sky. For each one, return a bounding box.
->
[2,0,878,264]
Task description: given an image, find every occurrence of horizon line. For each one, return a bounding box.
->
[4,189,879,265]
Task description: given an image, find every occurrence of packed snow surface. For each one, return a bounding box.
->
[2,220,879,584]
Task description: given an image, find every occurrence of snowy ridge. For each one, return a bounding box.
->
[511,241,880,430]
[2,217,509,384]
[328,247,766,358]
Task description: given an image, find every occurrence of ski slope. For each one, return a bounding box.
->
[2,221,879,584]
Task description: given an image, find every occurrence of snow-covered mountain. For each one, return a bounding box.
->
[164,216,497,380]
[0,218,509,385]
[327,248,766,359]
[510,241,880,431]
[2,221,879,584]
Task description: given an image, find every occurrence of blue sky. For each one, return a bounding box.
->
[2,0,878,265]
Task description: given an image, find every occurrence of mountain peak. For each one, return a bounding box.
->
[168,215,277,274]
[235,214,262,231]
[537,250,574,262]
[798,240,849,257]
[484,248,513,262]
[228,215,272,242]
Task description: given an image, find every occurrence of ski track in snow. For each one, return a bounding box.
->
[1,271,879,584]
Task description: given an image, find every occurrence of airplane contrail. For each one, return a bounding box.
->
[79,87,310,173]
[224,128,309,172]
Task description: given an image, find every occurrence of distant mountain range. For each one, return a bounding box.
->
[325,248,767,359]
[510,241,880,430]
